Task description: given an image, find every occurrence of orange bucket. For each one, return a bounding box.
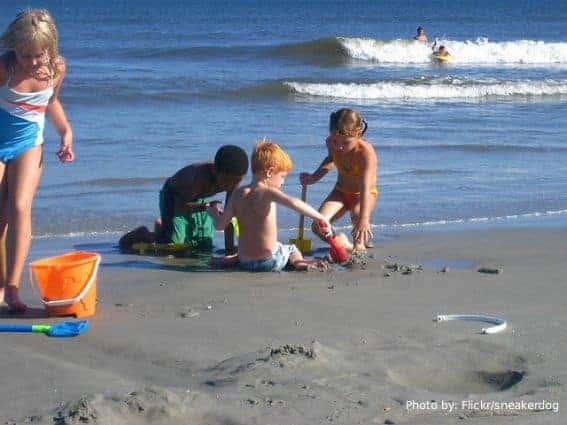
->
[29,251,100,318]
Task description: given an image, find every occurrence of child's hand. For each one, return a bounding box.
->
[206,202,223,216]
[352,220,373,247]
[318,218,333,238]
[299,172,313,185]
[57,135,74,163]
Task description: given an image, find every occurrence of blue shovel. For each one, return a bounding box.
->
[0,320,89,337]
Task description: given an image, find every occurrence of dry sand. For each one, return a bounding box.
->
[0,227,565,424]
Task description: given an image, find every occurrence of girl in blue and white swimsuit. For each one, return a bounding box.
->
[0,66,53,162]
[0,10,74,312]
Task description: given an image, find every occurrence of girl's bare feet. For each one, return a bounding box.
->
[3,286,27,313]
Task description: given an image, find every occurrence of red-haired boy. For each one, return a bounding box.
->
[207,140,330,271]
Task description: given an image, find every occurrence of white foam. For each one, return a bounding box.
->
[338,37,567,64]
[298,209,567,233]
[284,78,567,101]
[32,230,122,240]
[383,209,567,229]
[34,211,567,239]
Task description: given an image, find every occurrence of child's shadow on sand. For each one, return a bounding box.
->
[0,306,49,319]
[101,257,237,273]
[101,243,241,273]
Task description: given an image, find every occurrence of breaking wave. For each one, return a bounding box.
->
[282,77,567,101]
[337,37,567,64]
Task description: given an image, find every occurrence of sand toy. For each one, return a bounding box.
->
[0,320,89,337]
[29,251,100,318]
[318,220,349,263]
[289,185,311,254]
[435,314,507,334]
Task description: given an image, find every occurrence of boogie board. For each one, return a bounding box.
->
[130,217,240,255]
[433,54,451,62]
[131,242,190,255]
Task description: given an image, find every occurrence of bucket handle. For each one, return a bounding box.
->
[29,254,101,308]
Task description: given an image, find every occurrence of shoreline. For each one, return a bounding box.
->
[28,206,567,251]
[1,225,565,424]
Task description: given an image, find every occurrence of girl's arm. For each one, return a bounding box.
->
[299,139,335,185]
[266,188,332,232]
[47,59,74,163]
[353,143,378,243]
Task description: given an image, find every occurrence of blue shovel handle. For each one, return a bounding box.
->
[0,324,34,333]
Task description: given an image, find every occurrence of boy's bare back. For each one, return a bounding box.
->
[231,184,279,261]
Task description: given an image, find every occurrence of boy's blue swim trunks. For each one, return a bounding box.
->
[238,242,297,272]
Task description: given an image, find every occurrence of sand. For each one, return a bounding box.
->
[0,227,565,424]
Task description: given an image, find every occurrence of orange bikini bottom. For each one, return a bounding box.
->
[335,184,378,211]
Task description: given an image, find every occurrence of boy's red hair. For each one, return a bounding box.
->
[251,139,292,174]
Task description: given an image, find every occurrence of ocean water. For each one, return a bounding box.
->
[2,0,566,243]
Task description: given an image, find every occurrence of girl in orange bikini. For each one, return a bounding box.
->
[300,108,378,251]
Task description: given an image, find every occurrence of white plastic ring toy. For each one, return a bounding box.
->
[435,314,507,334]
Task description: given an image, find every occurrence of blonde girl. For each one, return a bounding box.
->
[0,9,73,312]
[300,108,378,251]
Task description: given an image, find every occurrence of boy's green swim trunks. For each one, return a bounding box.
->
[158,179,214,248]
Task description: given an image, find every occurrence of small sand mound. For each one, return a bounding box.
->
[344,250,369,269]
[270,343,318,359]
[49,386,187,424]
[384,262,423,275]
[267,341,326,370]
[202,341,326,388]
[56,394,99,423]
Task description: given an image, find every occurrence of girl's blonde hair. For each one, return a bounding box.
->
[1,9,61,77]
[329,108,368,138]
[251,138,293,174]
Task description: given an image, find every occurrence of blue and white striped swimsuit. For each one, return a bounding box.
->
[0,75,53,163]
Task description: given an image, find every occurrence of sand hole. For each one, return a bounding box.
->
[388,367,524,394]
[477,370,524,391]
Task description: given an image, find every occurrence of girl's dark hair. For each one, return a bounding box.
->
[329,108,367,137]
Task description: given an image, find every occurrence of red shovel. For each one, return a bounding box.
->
[318,220,349,263]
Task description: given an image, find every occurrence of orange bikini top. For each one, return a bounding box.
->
[332,151,362,177]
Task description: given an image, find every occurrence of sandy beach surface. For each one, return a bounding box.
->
[1,227,565,424]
